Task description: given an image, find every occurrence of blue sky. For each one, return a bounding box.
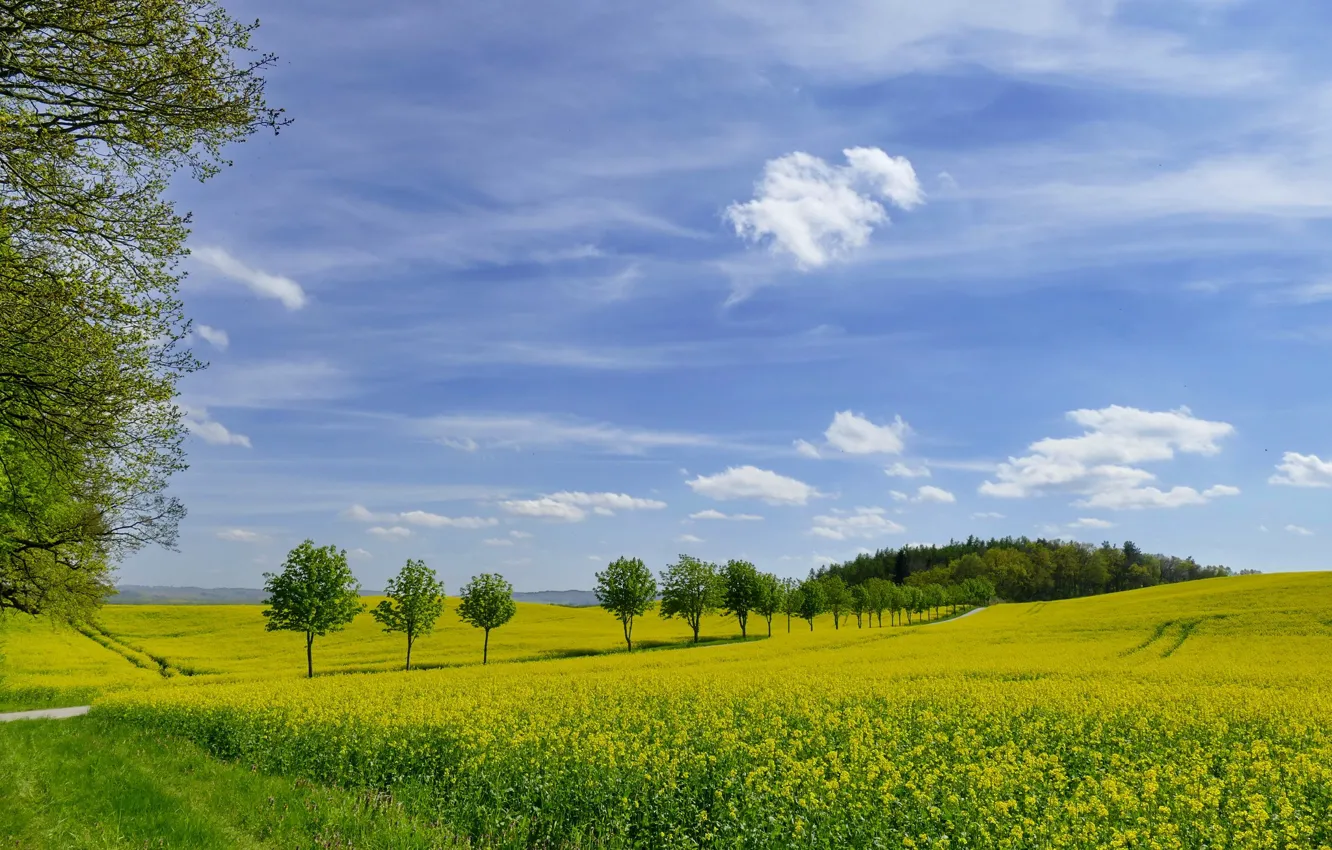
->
[126,0,1332,591]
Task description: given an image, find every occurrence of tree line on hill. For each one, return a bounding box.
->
[261,542,996,677]
[814,537,1254,603]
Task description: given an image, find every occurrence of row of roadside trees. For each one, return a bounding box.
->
[261,540,516,677]
[595,554,996,651]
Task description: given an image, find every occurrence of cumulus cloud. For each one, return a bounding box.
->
[824,411,909,455]
[1269,452,1332,487]
[1286,524,1314,536]
[368,526,411,538]
[980,405,1239,510]
[688,509,764,521]
[181,405,251,448]
[216,528,264,543]
[809,507,905,540]
[726,147,923,268]
[913,485,956,504]
[343,504,498,529]
[1068,517,1115,529]
[687,466,820,505]
[500,491,666,522]
[885,462,930,478]
[193,246,307,310]
[195,324,230,350]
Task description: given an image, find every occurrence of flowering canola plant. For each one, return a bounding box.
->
[63,574,1332,846]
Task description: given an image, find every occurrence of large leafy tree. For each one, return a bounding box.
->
[261,541,364,679]
[720,558,762,639]
[780,577,801,633]
[371,559,445,671]
[457,573,516,664]
[658,554,720,643]
[594,556,656,652]
[0,0,283,618]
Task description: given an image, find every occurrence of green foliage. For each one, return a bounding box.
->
[658,554,721,643]
[779,578,801,633]
[752,572,784,637]
[0,0,283,619]
[817,536,1232,602]
[796,578,824,630]
[261,540,363,678]
[457,573,516,664]
[720,559,763,638]
[594,556,657,651]
[820,575,852,629]
[372,560,445,671]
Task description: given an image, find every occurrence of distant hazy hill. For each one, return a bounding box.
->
[107,585,600,607]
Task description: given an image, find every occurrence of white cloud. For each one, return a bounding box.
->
[343,504,498,529]
[687,509,764,521]
[181,405,251,448]
[726,147,923,268]
[809,507,905,541]
[1269,452,1332,488]
[980,405,1238,510]
[500,491,665,522]
[193,246,307,310]
[885,462,930,478]
[368,526,411,538]
[687,466,820,505]
[196,324,230,351]
[824,411,909,455]
[1259,525,1268,532]
[216,528,264,543]
[913,485,956,504]
[971,512,1005,519]
[677,534,705,544]
[890,490,909,502]
[349,548,373,559]
[1286,524,1314,536]
[1068,517,1115,529]
[509,530,533,539]
[793,439,822,458]
[483,537,514,547]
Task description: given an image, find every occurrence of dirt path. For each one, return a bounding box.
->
[0,706,90,722]
[920,606,987,626]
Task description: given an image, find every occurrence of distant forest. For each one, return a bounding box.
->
[815,537,1257,603]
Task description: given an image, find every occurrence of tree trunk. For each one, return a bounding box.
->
[306,633,314,679]
[405,635,413,671]
[833,612,839,630]
[483,629,490,664]
[786,612,791,633]
[807,618,813,631]
[692,619,700,643]
[739,615,747,639]
[767,616,772,637]
[624,616,633,652]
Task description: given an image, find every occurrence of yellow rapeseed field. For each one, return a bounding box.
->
[68,572,1332,848]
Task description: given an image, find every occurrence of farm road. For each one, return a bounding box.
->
[0,706,90,722]
[920,606,987,626]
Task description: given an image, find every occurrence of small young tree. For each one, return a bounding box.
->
[262,540,364,678]
[821,575,852,630]
[595,556,657,651]
[865,577,890,627]
[923,583,945,620]
[658,554,721,643]
[372,559,446,671]
[721,559,763,638]
[753,572,784,637]
[850,584,868,628]
[885,582,904,626]
[797,578,825,631]
[457,573,516,664]
[781,578,801,633]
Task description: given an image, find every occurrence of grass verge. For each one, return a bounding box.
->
[0,715,468,849]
